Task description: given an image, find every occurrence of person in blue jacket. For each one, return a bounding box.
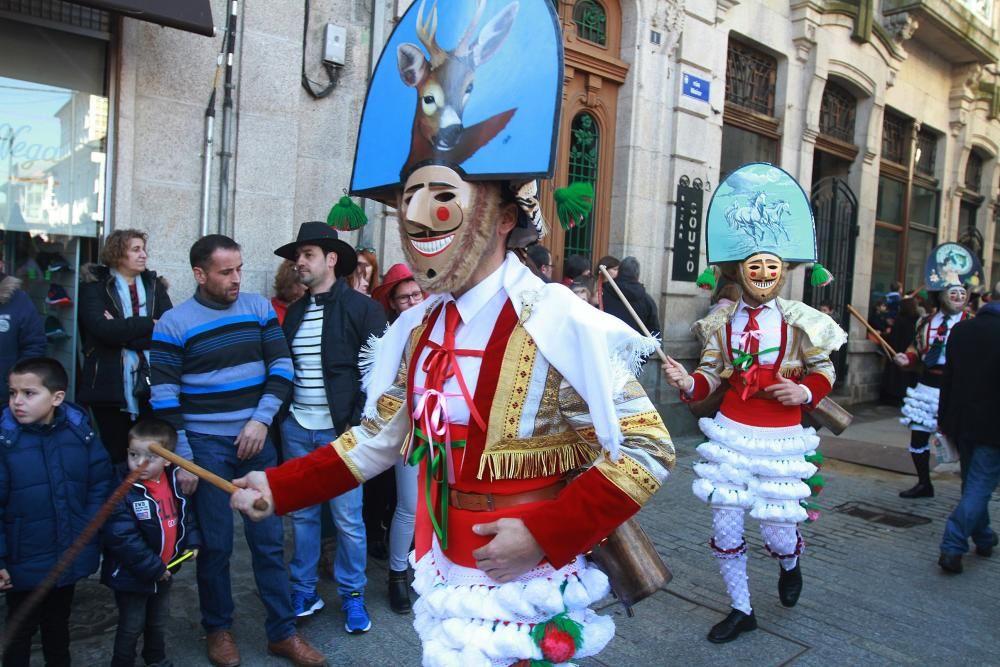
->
[0,270,47,400]
[0,357,113,667]
[102,418,201,667]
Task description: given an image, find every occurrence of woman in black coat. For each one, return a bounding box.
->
[78,230,171,463]
[602,256,661,336]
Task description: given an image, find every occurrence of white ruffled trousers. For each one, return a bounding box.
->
[692,413,818,614]
[410,538,616,667]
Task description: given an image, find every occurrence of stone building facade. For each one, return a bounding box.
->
[2,0,998,410]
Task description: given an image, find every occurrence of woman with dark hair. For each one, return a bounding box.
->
[602,256,660,336]
[594,255,619,310]
[561,254,591,287]
[78,229,172,463]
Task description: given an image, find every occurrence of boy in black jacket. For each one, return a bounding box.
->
[102,419,200,667]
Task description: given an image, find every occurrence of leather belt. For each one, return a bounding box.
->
[449,480,567,512]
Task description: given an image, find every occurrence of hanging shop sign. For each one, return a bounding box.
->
[671,175,705,282]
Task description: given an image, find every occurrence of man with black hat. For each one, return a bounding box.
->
[273,222,386,631]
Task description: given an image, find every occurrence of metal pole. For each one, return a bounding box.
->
[199,90,216,237]
[216,0,239,236]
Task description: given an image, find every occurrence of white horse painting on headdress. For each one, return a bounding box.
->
[725,191,791,245]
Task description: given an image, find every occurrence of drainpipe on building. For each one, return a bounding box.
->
[216,0,240,237]
[358,0,389,250]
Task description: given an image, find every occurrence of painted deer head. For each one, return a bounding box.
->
[397,0,519,153]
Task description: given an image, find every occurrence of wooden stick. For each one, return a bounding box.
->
[149,444,269,511]
[846,304,897,358]
[598,265,669,364]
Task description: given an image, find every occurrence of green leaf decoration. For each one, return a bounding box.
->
[696,267,717,291]
[327,195,368,231]
[811,263,833,287]
[553,182,594,230]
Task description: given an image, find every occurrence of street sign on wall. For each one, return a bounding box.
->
[672,176,705,282]
[682,73,710,102]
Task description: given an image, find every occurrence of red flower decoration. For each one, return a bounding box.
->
[539,625,576,663]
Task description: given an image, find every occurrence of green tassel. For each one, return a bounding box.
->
[810,263,832,287]
[695,267,717,291]
[804,451,824,466]
[553,182,594,230]
[918,289,929,301]
[327,195,368,231]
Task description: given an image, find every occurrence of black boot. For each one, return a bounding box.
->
[707,608,757,643]
[900,451,934,498]
[388,569,412,614]
[938,553,963,574]
[778,562,802,607]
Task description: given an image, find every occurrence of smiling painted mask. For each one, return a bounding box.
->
[737,252,786,304]
[398,164,503,294]
[940,286,968,315]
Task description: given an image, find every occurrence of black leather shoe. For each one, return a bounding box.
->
[938,553,963,574]
[778,563,802,607]
[707,609,757,643]
[899,482,934,498]
[388,569,412,614]
[974,534,998,558]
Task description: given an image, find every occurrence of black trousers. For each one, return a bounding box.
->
[89,403,153,464]
[110,582,171,667]
[3,584,76,667]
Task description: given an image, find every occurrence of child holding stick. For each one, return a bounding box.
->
[101,418,200,667]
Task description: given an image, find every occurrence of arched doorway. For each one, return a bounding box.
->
[541,0,628,279]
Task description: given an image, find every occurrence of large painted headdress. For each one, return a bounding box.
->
[705,162,817,265]
[924,242,983,291]
[349,0,562,208]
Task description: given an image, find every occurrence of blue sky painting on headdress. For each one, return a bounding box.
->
[705,163,817,264]
[350,0,562,199]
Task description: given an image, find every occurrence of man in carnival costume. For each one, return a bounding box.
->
[662,163,847,643]
[231,1,675,665]
[892,242,982,499]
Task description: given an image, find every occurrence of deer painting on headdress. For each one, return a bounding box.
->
[397,0,520,176]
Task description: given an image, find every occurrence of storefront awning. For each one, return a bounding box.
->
[71,0,215,37]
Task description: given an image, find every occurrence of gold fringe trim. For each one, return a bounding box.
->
[779,366,807,378]
[478,438,596,481]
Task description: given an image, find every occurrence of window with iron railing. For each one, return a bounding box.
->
[725,40,777,116]
[819,81,856,144]
[563,112,599,259]
[965,151,984,193]
[915,130,938,177]
[0,0,110,36]
[573,0,607,46]
[881,111,907,164]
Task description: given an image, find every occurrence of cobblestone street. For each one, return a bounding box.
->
[10,431,999,666]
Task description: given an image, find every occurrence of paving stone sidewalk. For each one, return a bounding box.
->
[12,434,999,666]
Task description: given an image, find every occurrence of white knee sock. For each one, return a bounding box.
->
[761,522,801,570]
[712,508,751,614]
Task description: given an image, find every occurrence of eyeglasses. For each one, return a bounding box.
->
[356,246,376,253]
[394,292,424,304]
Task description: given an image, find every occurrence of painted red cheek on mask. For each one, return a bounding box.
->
[769,271,776,277]
[750,271,757,278]
[436,206,450,222]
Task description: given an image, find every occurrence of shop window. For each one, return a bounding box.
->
[819,81,856,144]
[563,112,599,258]
[572,0,607,46]
[1,15,109,398]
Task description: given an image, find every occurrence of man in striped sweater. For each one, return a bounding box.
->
[150,235,325,667]
[273,222,386,631]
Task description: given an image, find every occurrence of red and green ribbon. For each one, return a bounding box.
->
[408,427,465,550]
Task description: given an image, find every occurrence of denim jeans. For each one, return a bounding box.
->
[111,582,171,667]
[188,431,295,642]
[940,444,1000,555]
[3,585,74,667]
[281,414,367,598]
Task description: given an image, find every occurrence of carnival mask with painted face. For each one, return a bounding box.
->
[398,164,503,294]
[737,252,786,304]
[940,286,968,314]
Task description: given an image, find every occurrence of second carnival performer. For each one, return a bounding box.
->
[662,163,847,643]
[231,1,675,665]
[893,242,982,498]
